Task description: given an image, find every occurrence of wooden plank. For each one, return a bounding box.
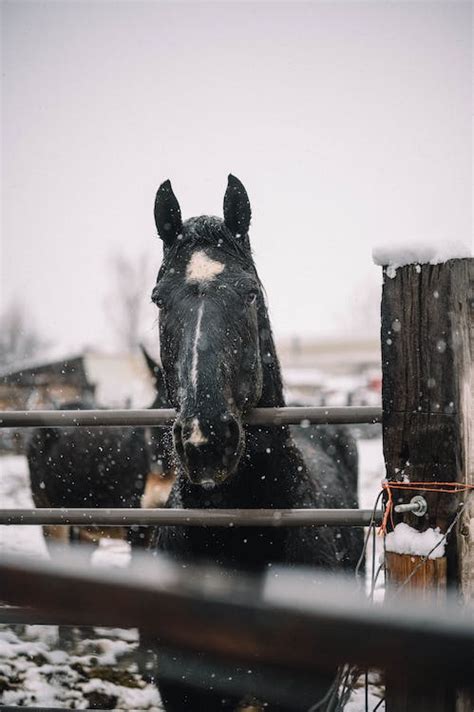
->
[385,552,447,600]
[457,261,474,712]
[385,553,449,712]
[0,549,473,685]
[380,258,473,712]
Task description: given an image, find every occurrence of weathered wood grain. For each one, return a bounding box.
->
[381,259,472,534]
[385,551,447,599]
[381,258,473,712]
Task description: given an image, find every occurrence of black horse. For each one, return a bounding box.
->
[27,348,172,550]
[151,176,363,710]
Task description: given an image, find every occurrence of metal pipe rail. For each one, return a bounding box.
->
[0,507,383,527]
[0,405,382,428]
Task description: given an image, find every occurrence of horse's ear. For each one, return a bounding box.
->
[140,344,161,382]
[223,174,251,238]
[140,344,168,403]
[154,180,182,246]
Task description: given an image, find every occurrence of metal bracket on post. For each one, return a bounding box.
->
[394,495,428,517]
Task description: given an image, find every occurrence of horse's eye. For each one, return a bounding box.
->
[247,291,258,306]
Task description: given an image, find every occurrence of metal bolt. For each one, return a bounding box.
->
[394,495,428,517]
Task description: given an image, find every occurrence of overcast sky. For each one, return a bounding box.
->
[2,1,472,354]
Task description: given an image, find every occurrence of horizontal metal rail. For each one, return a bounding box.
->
[0,405,382,428]
[0,550,473,686]
[0,507,382,527]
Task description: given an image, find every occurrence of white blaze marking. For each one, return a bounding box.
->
[188,418,208,446]
[191,302,204,392]
[186,250,225,283]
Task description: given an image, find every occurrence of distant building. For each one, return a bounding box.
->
[0,350,157,452]
[0,355,92,411]
[278,337,381,405]
[0,350,156,411]
[277,336,381,375]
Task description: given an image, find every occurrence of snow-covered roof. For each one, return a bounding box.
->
[0,350,83,380]
[83,351,156,408]
[0,349,158,409]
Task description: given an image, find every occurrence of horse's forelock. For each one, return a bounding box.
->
[164,215,252,267]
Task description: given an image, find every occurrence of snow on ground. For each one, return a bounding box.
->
[0,439,385,710]
[345,435,386,710]
[358,435,386,604]
[343,671,385,712]
[358,436,385,511]
[0,455,49,560]
[0,625,160,710]
[0,455,161,710]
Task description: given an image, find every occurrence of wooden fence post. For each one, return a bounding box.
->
[380,258,473,712]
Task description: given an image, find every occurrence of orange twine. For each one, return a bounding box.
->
[378,481,474,535]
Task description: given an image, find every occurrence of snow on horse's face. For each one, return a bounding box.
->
[152,176,263,488]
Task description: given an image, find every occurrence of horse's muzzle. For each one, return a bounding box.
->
[173,413,243,486]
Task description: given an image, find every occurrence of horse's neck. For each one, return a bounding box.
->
[246,302,302,459]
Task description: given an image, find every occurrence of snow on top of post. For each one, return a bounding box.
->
[372,238,472,278]
[385,522,446,559]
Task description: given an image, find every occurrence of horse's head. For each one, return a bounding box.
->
[152,175,264,489]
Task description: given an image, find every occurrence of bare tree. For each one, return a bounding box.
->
[0,301,49,369]
[104,251,157,352]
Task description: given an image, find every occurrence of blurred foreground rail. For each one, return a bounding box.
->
[0,549,473,688]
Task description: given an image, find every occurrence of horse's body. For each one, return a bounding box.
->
[150,176,363,710]
[27,351,173,550]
